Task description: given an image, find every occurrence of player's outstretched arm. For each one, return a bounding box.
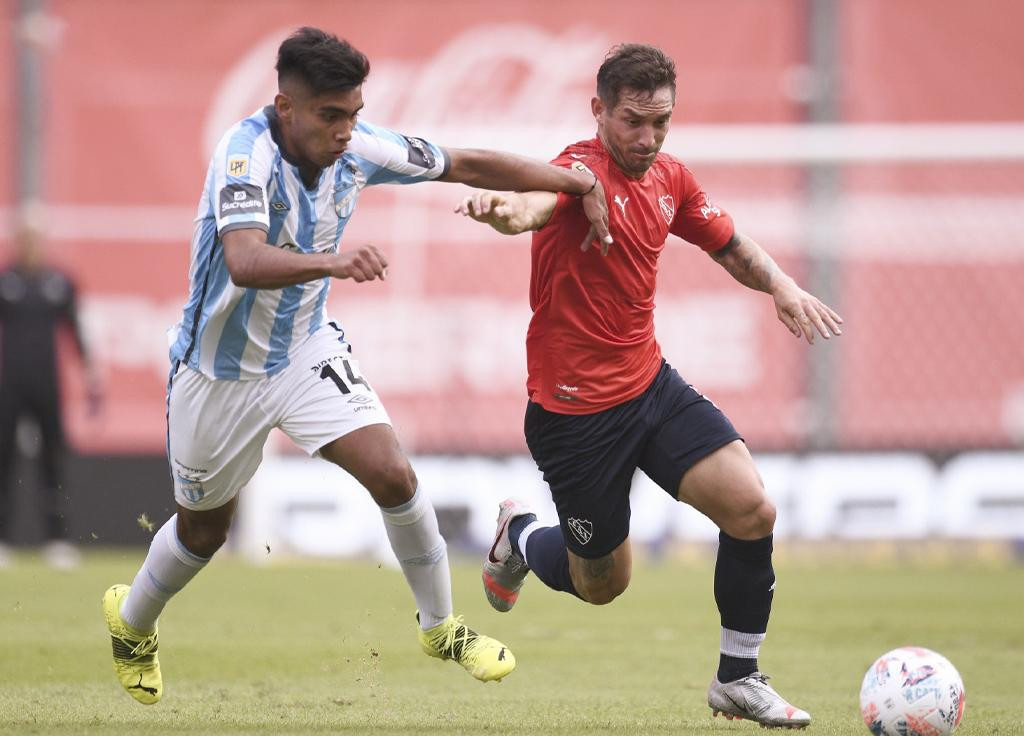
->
[710,231,843,344]
[223,228,388,289]
[455,191,558,235]
[441,148,611,250]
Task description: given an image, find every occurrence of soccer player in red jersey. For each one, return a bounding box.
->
[457,44,841,729]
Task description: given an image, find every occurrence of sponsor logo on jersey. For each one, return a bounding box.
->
[700,193,722,220]
[219,183,265,216]
[402,135,435,169]
[658,194,675,224]
[567,517,593,545]
[270,200,289,212]
[614,194,629,217]
[554,382,579,401]
[227,154,249,177]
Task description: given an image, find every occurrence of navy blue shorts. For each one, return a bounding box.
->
[524,360,742,559]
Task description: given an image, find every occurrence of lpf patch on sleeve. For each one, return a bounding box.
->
[227,154,250,178]
[571,160,594,176]
[402,135,436,169]
[219,183,266,217]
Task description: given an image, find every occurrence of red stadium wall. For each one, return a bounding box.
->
[5,0,1022,454]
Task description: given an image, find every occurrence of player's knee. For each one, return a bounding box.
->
[368,459,417,508]
[177,518,230,558]
[731,496,776,539]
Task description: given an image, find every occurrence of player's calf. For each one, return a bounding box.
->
[567,545,631,605]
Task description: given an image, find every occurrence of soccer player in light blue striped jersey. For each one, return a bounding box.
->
[101,26,613,704]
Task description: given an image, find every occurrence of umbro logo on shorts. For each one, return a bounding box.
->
[348,394,373,404]
[567,517,593,545]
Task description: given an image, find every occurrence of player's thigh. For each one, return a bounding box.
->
[272,328,408,503]
[635,366,753,518]
[320,424,416,508]
[678,440,769,534]
[524,400,643,563]
[167,364,273,511]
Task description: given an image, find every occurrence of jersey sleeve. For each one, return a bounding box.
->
[544,145,596,223]
[347,120,450,186]
[668,164,734,252]
[211,117,274,236]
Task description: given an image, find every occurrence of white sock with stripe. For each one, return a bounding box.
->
[720,628,766,659]
[120,515,210,633]
[380,488,452,631]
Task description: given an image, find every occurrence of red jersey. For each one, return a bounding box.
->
[526,137,735,414]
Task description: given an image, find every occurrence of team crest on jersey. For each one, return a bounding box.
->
[227,154,249,178]
[334,161,367,219]
[658,194,675,224]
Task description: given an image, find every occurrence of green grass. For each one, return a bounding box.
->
[1,550,1022,735]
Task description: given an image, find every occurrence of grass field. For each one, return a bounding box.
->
[1,550,1022,735]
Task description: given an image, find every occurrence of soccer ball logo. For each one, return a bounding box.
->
[859,647,966,736]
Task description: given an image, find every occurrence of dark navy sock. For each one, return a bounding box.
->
[522,524,582,599]
[714,531,773,683]
[507,513,537,559]
[714,531,774,634]
[718,653,758,683]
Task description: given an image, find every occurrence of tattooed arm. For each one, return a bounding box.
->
[711,232,843,344]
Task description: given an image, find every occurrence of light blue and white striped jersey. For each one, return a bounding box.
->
[169,107,449,380]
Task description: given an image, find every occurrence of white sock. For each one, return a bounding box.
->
[120,515,210,633]
[380,488,452,631]
[517,519,544,568]
[720,628,765,659]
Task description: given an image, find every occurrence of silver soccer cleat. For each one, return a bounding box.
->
[481,498,533,612]
[708,672,812,730]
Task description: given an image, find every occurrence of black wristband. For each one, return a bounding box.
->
[579,171,598,196]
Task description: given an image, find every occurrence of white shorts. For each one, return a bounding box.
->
[167,326,391,510]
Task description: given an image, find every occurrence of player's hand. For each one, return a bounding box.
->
[455,192,527,235]
[772,280,843,344]
[579,178,613,256]
[331,245,388,282]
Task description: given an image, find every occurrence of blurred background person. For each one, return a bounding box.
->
[0,214,101,569]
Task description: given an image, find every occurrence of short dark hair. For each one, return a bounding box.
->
[276,27,370,96]
[596,43,676,108]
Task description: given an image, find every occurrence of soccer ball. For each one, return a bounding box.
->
[859,647,966,736]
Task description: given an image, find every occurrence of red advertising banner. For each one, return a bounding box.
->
[3,0,1022,454]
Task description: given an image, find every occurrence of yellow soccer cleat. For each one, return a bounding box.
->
[417,613,516,682]
[102,584,162,704]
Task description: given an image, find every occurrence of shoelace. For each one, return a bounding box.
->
[130,633,159,657]
[430,616,478,661]
[112,632,158,662]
